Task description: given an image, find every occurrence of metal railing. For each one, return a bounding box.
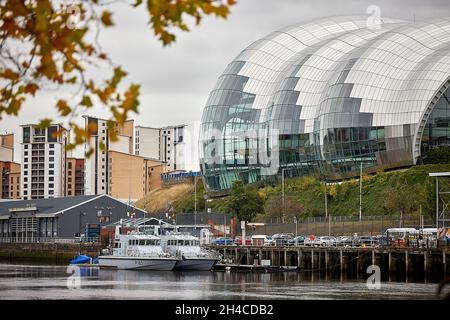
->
[0,237,100,244]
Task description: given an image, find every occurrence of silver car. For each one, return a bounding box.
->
[313,236,337,247]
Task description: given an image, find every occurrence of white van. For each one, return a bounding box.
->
[251,235,274,246]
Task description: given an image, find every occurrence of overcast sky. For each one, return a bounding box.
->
[3,0,450,169]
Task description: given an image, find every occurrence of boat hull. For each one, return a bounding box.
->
[174,258,219,271]
[98,256,177,271]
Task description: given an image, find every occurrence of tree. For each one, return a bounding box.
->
[0,0,235,155]
[382,185,418,226]
[265,195,305,221]
[422,146,450,164]
[228,180,263,222]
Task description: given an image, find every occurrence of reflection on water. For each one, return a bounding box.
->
[0,263,440,300]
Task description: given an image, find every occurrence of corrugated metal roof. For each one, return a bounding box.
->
[0,194,147,216]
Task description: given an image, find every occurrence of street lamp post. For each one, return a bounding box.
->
[194,175,197,227]
[324,180,328,218]
[294,216,298,237]
[359,162,363,221]
[79,211,86,239]
[282,168,285,223]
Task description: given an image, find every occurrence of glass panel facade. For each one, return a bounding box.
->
[200,16,450,192]
[421,86,450,153]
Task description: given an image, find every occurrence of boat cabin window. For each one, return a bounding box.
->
[178,240,184,246]
[114,242,120,248]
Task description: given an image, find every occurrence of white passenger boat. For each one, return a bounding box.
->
[160,232,221,271]
[98,230,178,271]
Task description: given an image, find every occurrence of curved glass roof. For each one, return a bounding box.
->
[200,16,450,192]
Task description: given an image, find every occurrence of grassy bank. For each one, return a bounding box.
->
[136,164,450,220]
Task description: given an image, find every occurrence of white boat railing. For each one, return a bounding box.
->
[0,237,100,244]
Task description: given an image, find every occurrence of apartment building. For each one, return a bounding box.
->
[66,158,84,197]
[0,134,20,199]
[135,125,186,171]
[0,133,14,162]
[108,151,166,201]
[83,116,134,195]
[20,124,69,199]
[0,161,21,199]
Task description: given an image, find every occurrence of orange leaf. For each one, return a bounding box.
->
[24,83,39,96]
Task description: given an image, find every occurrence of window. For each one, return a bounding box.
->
[24,190,28,195]
[24,171,28,175]
[24,158,28,163]
[49,157,54,162]
[49,177,54,181]
[49,170,54,175]
[49,183,54,188]
[49,150,54,155]
[49,164,54,168]
[49,144,54,149]
[24,151,28,156]
[24,164,28,169]
[24,145,28,149]
[16,177,19,183]
[47,126,58,142]
[68,191,72,196]
[68,178,72,183]
[24,177,28,182]
[23,127,30,143]
[49,190,54,195]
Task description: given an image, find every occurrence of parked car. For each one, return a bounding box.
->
[234,236,252,245]
[376,235,389,247]
[313,236,337,247]
[212,237,235,245]
[287,236,306,246]
[272,233,294,246]
[251,235,275,246]
[336,236,356,247]
[355,236,379,247]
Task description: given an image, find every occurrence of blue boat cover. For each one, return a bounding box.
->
[70,254,91,265]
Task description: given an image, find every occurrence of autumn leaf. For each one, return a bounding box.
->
[80,95,93,107]
[24,83,39,95]
[36,118,52,129]
[1,69,20,81]
[101,10,114,27]
[56,99,72,116]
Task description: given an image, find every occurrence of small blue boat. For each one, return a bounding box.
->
[70,254,92,265]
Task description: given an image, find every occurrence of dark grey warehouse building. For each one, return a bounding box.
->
[0,194,147,241]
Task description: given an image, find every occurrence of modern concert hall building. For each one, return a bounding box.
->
[199,16,450,193]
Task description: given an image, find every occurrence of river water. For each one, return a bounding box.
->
[0,263,442,300]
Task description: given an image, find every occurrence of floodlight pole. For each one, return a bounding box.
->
[359,162,363,222]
